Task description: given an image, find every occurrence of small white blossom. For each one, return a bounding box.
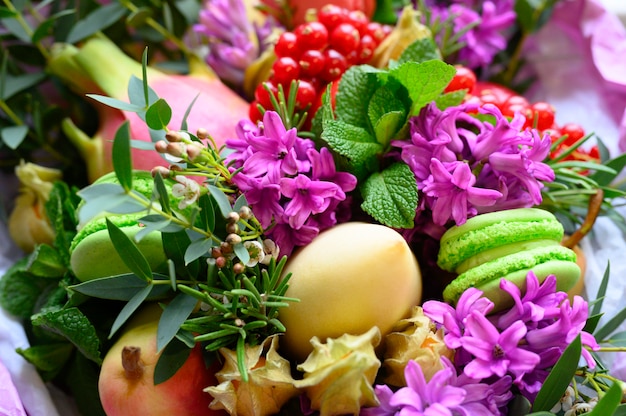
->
[244,240,265,267]
[564,401,595,416]
[260,238,280,265]
[551,386,575,413]
[171,175,200,209]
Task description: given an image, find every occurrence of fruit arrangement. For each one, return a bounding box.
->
[2,1,626,416]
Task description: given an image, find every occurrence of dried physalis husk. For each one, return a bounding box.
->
[295,326,381,416]
[369,5,432,68]
[382,306,454,387]
[8,161,62,253]
[205,335,299,416]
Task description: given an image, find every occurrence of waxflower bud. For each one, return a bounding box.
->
[196,128,209,140]
[227,212,240,223]
[186,143,203,162]
[166,142,185,158]
[165,130,182,142]
[226,233,242,245]
[226,223,239,234]
[238,206,253,220]
[154,140,169,153]
[8,162,62,253]
[151,166,171,177]
[233,262,245,274]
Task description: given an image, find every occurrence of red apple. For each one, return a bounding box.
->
[98,303,225,416]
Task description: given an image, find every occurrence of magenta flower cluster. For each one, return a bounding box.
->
[393,102,554,238]
[362,271,599,415]
[226,111,357,255]
[421,0,517,69]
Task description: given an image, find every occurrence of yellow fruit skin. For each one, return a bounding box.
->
[278,222,423,362]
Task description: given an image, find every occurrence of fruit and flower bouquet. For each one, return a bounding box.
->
[2,0,626,415]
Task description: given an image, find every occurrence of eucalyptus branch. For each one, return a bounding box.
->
[1,0,50,59]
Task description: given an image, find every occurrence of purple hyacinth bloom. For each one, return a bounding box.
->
[422,159,502,225]
[193,0,277,87]
[497,272,568,329]
[280,174,340,229]
[461,311,541,379]
[360,385,397,416]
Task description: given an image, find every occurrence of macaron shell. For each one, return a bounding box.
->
[469,260,581,312]
[70,224,168,281]
[437,208,564,272]
[442,244,580,307]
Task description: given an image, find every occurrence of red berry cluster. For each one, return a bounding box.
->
[249,4,391,123]
[445,66,600,165]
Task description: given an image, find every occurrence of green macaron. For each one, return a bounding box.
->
[437,208,581,310]
[70,170,181,282]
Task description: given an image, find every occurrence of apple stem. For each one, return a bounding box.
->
[122,346,144,380]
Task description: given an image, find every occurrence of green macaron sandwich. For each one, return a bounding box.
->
[70,170,180,282]
[437,207,581,310]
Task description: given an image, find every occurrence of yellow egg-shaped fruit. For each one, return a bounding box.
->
[279,222,422,362]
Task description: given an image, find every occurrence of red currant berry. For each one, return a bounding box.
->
[444,66,477,93]
[347,10,368,35]
[295,21,329,51]
[274,31,299,58]
[528,101,556,131]
[358,34,377,63]
[254,81,278,110]
[501,95,530,118]
[364,22,386,44]
[588,145,600,160]
[299,49,326,78]
[330,23,360,56]
[271,56,300,87]
[320,49,348,82]
[317,4,348,32]
[560,123,586,146]
[293,80,318,110]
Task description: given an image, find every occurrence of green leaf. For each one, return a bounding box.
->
[532,335,581,412]
[388,60,456,115]
[1,72,46,100]
[397,37,442,64]
[360,163,418,228]
[0,7,18,18]
[62,353,107,416]
[32,307,102,364]
[594,305,626,341]
[31,9,75,43]
[112,122,133,191]
[126,6,153,27]
[69,274,170,301]
[614,404,626,416]
[368,86,407,146]
[0,17,30,42]
[507,394,532,416]
[66,2,127,43]
[145,98,173,130]
[321,119,382,179]
[234,242,250,266]
[435,90,467,110]
[1,125,29,149]
[106,219,152,282]
[26,244,66,278]
[592,262,610,316]
[0,260,45,319]
[163,230,200,278]
[589,153,626,186]
[197,193,215,232]
[153,172,171,214]
[334,65,382,128]
[17,343,74,377]
[86,94,145,113]
[588,382,622,415]
[135,215,182,241]
[157,293,197,352]
[207,185,233,218]
[109,284,153,338]
[373,111,406,146]
[154,337,192,385]
[184,237,214,265]
[127,75,158,108]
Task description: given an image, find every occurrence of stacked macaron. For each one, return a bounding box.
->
[437,208,581,310]
[70,171,180,282]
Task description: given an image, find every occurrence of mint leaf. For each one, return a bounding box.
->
[360,163,418,228]
[321,119,382,179]
[334,65,382,129]
[368,86,407,146]
[435,90,467,110]
[0,258,46,318]
[32,307,102,365]
[17,343,74,380]
[398,37,442,64]
[26,244,66,278]
[387,60,456,115]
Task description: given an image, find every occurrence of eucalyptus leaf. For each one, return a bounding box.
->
[594,305,626,341]
[592,262,610,316]
[153,337,192,385]
[86,94,145,113]
[77,193,140,225]
[69,274,170,301]
[128,75,159,108]
[153,173,171,214]
[1,72,46,100]
[106,219,153,282]
[163,230,199,278]
[77,183,125,202]
[112,122,133,190]
[31,9,75,43]
[0,17,30,42]
[109,284,153,338]
[145,98,173,130]
[157,293,198,352]
[126,7,153,27]
[0,7,18,18]
[532,335,581,412]
[207,185,233,218]
[180,93,200,131]
[1,125,29,149]
[198,193,215,232]
[184,237,214,265]
[234,242,250,266]
[66,2,127,43]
